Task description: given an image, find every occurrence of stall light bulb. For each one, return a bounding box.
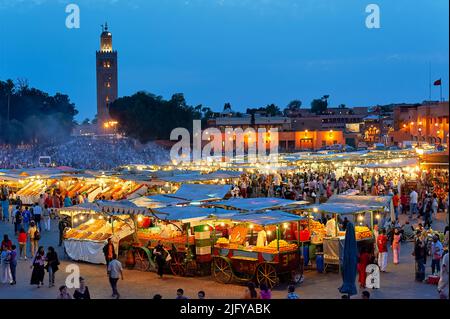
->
[98,215,104,220]
[204,226,209,231]
[249,224,254,229]
[137,215,143,222]
[220,222,225,227]
[283,223,289,229]
[358,215,364,221]
[313,208,318,213]
[267,231,272,235]
[79,215,85,221]
[375,214,380,220]
[73,218,78,223]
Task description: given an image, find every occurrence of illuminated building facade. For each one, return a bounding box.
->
[393,101,449,146]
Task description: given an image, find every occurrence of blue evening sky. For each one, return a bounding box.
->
[0,0,448,121]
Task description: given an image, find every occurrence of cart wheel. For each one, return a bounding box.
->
[170,254,186,277]
[212,257,233,284]
[134,247,150,272]
[256,263,278,289]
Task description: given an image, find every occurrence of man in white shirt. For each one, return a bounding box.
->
[107,255,124,299]
[409,190,418,218]
[32,203,42,231]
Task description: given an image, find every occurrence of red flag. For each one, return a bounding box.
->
[433,79,442,86]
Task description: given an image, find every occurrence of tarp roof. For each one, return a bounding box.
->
[212,197,308,212]
[356,158,418,168]
[97,200,149,215]
[153,206,235,222]
[158,170,241,183]
[59,202,101,215]
[229,210,304,226]
[304,203,373,214]
[130,195,188,208]
[327,195,392,208]
[169,184,231,202]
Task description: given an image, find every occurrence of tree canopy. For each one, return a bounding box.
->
[311,95,329,114]
[0,79,78,144]
[109,92,207,143]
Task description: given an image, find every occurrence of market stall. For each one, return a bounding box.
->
[132,205,235,274]
[210,210,304,288]
[63,200,141,264]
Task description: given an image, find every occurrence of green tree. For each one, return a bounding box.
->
[311,95,329,114]
[0,79,78,144]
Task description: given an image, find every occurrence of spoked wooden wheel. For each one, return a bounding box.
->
[212,257,233,284]
[170,254,186,276]
[256,263,278,289]
[134,247,151,271]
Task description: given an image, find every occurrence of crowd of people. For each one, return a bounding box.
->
[0,137,170,170]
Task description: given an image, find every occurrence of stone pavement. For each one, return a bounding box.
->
[0,212,447,299]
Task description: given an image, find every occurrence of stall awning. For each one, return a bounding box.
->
[158,170,241,183]
[305,203,373,214]
[327,195,392,208]
[168,184,231,202]
[356,158,418,168]
[97,200,149,215]
[153,206,235,223]
[228,210,304,226]
[59,202,101,215]
[130,195,188,208]
[212,197,308,212]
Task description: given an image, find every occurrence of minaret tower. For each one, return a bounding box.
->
[96,22,118,133]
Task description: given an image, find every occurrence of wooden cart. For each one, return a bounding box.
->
[211,245,302,288]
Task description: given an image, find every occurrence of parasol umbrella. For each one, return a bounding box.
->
[338,222,358,297]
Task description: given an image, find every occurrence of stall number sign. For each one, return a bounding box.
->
[365,264,380,289]
[282,253,296,266]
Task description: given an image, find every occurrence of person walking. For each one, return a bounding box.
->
[58,217,69,247]
[32,203,42,231]
[0,244,13,284]
[107,254,123,299]
[22,207,31,231]
[393,190,400,221]
[9,245,17,285]
[17,228,27,260]
[13,206,22,235]
[392,228,401,265]
[73,277,91,299]
[431,235,444,276]
[42,205,50,232]
[153,240,166,279]
[377,229,388,272]
[30,246,45,288]
[409,189,418,218]
[103,238,115,272]
[413,235,427,282]
[28,221,40,258]
[45,246,59,287]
